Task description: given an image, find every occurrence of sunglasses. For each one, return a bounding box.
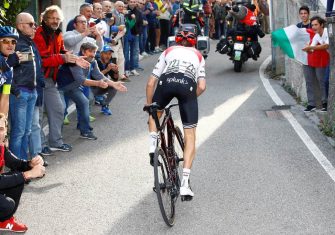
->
[21,22,37,28]
[0,39,17,45]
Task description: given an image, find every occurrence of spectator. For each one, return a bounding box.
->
[94,45,119,115]
[102,0,114,14]
[213,0,226,39]
[91,3,108,37]
[56,42,127,140]
[124,0,143,76]
[302,16,329,112]
[296,5,311,29]
[145,0,160,53]
[9,13,45,162]
[64,15,104,54]
[138,0,149,57]
[67,3,94,32]
[0,27,21,115]
[34,5,90,155]
[203,0,213,37]
[158,0,172,49]
[0,113,45,233]
[111,1,128,80]
[63,14,105,126]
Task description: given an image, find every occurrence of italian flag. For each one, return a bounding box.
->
[272,25,314,65]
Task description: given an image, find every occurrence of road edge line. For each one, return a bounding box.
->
[259,56,335,183]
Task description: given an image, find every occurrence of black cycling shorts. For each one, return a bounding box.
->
[152,72,198,129]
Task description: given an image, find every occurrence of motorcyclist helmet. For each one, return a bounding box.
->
[0,26,19,40]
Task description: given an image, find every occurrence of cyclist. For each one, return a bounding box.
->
[145,25,206,200]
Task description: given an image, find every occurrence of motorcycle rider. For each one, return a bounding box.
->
[216,0,263,60]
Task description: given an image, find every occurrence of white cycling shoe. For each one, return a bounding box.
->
[180,185,194,201]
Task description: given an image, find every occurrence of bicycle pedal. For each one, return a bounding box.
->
[181,195,193,202]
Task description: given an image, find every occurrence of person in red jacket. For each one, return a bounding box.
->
[0,113,45,233]
[33,5,90,156]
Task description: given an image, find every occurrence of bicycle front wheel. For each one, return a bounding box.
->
[154,148,175,226]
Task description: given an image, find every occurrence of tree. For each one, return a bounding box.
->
[0,0,31,26]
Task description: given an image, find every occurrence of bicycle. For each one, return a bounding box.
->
[143,102,186,227]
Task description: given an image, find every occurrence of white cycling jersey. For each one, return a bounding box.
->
[152,46,206,83]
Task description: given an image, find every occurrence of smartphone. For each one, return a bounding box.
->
[106,12,114,18]
[89,22,96,27]
[20,52,33,62]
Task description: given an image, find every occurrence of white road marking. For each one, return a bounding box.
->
[259,56,335,182]
[197,87,257,147]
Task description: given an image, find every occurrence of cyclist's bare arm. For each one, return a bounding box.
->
[146,75,158,105]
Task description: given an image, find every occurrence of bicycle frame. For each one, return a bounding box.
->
[151,104,182,190]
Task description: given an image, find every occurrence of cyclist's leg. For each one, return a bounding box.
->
[177,81,198,198]
[148,80,174,164]
[183,127,196,169]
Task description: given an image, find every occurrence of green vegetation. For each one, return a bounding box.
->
[0,0,31,26]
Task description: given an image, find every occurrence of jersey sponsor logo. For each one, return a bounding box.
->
[166,76,189,85]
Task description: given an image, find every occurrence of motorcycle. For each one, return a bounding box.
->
[216,30,261,72]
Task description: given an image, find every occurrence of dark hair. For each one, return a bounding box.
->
[299,5,310,14]
[74,15,86,23]
[80,42,98,52]
[310,15,326,27]
[80,3,93,12]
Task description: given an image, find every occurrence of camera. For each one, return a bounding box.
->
[20,52,33,62]
[106,12,114,18]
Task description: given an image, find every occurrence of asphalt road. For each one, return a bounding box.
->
[12,35,335,234]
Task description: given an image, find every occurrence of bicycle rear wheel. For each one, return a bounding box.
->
[174,126,184,189]
[154,148,175,226]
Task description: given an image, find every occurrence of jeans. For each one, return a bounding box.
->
[204,15,210,36]
[29,106,42,157]
[139,26,148,54]
[215,20,225,39]
[124,33,140,71]
[9,90,37,160]
[63,88,90,135]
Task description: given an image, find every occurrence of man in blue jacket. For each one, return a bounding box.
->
[10,13,46,162]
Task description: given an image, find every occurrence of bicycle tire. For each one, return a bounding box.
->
[154,148,176,226]
[174,126,184,188]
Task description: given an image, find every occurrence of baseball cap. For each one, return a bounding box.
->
[101,44,114,53]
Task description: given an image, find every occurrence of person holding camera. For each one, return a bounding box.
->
[0,113,45,233]
[64,15,104,54]
[9,13,47,162]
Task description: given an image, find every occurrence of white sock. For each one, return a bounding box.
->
[149,132,158,154]
[182,168,191,187]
